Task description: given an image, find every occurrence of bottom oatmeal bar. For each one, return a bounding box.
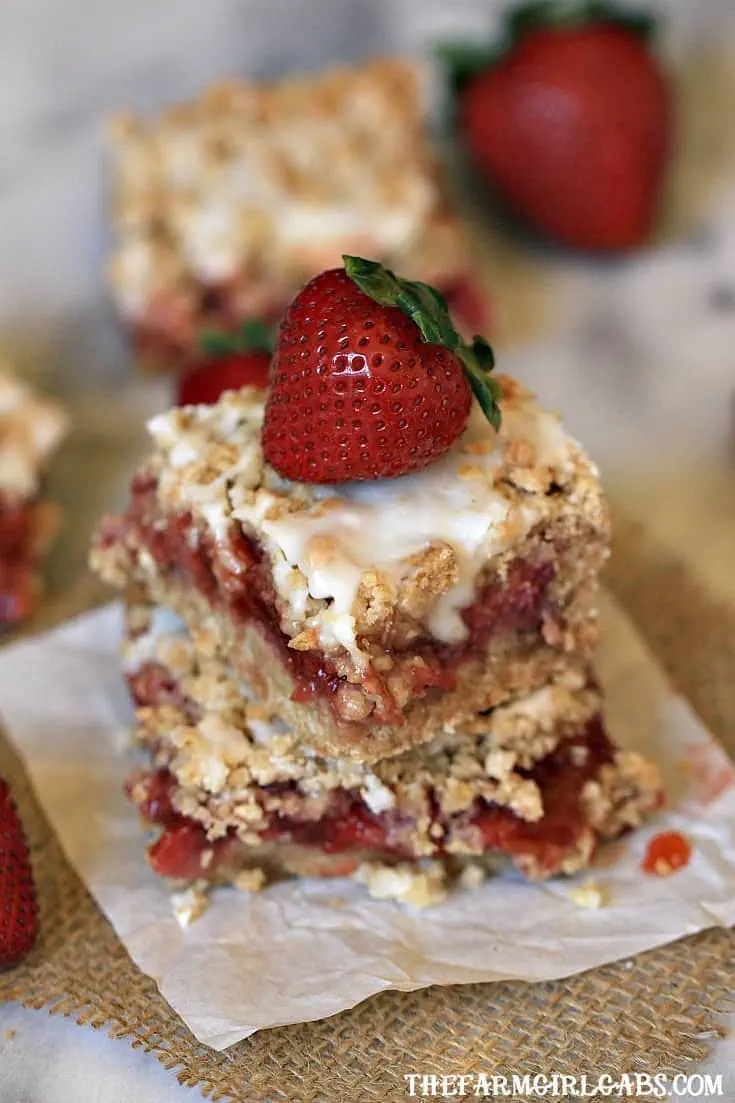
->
[122,611,662,900]
[116,569,600,765]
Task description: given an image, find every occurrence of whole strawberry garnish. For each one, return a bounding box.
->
[0,777,38,967]
[262,256,501,484]
[177,319,274,406]
[445,2,671,251]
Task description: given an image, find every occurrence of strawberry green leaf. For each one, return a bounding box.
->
[239,317,277,350]
[199,317,276,359]
[507,1,655,41]
[343,255,502,431]
[435,42,498,97]
[438,1,656,99]
[457,338,503,430]
[200,331,236,357]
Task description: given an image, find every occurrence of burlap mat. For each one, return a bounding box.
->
[1,513,733,1103]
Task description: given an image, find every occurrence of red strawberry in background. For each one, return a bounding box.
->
[444,1,671,252]
[177,319,274,406]
[442,275,493,337]
[0,776,38,967]
[262,256,502,484]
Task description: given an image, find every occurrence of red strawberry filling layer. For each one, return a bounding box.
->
[107,473,560,726]
[126,717,613,882]
[0,496,42,626]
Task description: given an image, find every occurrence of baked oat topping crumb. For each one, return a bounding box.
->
[557,831,598,878]
[287,629,319,652]
[457,461,484,480]
[360,774,396,814]
[568,880,608,909]
[305,534,339,568]
[463,438,495,457]
[335,685,373,722]
[172,883,210,927]
[504,437,537,468]
[355,860,449,908]
[495,373,531,401]
[569,744,590,767]
[484,748,517,779]
[232,868,267,893]
[458,862,487,890]
[582,751,663,837]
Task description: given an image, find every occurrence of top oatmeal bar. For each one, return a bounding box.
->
[92,373,609,761]
[107,58,479,368]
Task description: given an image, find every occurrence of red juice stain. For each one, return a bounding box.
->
[642,831,692,876]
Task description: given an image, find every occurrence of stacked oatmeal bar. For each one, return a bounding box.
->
[91,258,661,905]
[107,58,485,372]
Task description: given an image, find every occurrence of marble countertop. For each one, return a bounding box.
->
[1,1004,200,1103]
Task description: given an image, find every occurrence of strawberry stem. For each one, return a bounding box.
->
[343,255,502,431]
[199,318,276,359]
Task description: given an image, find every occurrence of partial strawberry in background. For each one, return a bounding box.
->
[442,275,493,337]
[176,319,275,406]
[0,776,38,967]
[262,256,502,484]
[442,1,672,252]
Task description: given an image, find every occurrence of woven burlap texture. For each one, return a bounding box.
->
[1,514,733,1103]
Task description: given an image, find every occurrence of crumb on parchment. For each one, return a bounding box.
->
[232,868,266,894]
[172,883,210,927]
[568,880,608,909]
[355,861,449,908]
[458,863,487,890]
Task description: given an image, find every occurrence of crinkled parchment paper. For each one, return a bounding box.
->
[0,591,733,1050]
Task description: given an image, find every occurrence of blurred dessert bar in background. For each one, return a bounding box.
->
[122,605,662,898]
[107,58,485,371]
[90,374,609,762]
[0,365,68,626]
